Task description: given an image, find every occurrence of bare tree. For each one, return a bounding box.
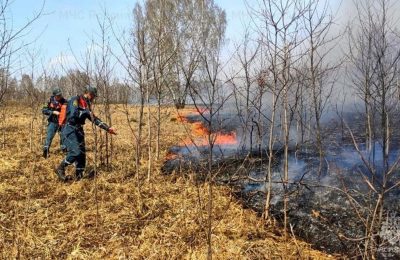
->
[37,63,54,146]
[0,0,43,150]
[346,0,400,257]
[248,0,313,238]
[21,48,43,151]
[347,0,376,153]
[229,27,261,153]
[0,0,43,105]
[188,2,226,258]
[171,0,205,109]
[109,2,154,212]
[92,9,117,171]
[130,2,153,180]
[146,0,177,161]
[144,0,224,110]
[302,0,339,168]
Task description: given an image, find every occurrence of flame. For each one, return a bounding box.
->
[192,122,209,136]
[177,114,188,123]
[196,108,209,114]
[214,132,237,145]
[180,131,237,147]
[165,152,179,160]
[176,108,210,123]
[167,107,237,161]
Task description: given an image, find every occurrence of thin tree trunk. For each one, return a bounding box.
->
[156,92,161,160]
[30,113,34,152]
[207,120,213,260]
[147,92,152,181]
[365,91,373,152]
[265,94,276,220]
[136,99,144,177]
[283,87,289,240]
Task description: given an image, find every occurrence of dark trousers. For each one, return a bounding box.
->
[62,124,86,171]
[44,122,65,151]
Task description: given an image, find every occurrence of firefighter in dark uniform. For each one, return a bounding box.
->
[56,85,116,181]
[42,87,66,158]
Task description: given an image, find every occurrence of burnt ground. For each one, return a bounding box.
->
[162,111,400,258]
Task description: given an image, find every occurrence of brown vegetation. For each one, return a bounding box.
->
[0,105,334,259]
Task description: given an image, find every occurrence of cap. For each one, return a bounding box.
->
[52,87,62,96]
[85,85,98,97]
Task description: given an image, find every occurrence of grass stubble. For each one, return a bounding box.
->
[0,105,336,259]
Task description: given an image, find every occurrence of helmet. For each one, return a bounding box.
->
[85,85,98,97]
[52,87,62,96]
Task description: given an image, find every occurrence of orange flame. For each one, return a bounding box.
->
[177,114,188,123]
[180,131,237,147]
[176,108,210,123]
[165,152,179,160]
[214,132,237,145]
[192,122,209,136]
[167,108,237,160]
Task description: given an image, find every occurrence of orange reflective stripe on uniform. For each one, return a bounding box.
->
[78,97,88,109]
[58,104,67,126]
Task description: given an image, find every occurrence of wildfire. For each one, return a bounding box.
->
[192,122,209,136]
[167,107,238,161]
[180,131,237,147]
[176,108,209,123]
[178,109,237,147]
[165,152,179,160]
[214,132,237,145]
[176,114,188,123]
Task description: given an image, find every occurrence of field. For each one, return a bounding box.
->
[0,104,334,259]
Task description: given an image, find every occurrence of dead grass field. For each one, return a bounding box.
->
[0,104,336,259]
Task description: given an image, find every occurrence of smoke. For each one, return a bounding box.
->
[220,0,400,128]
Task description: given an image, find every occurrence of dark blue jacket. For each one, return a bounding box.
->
[42,96,66,123]
[65,95,110,131]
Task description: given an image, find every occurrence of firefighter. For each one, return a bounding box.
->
[42,87,66,158]
[56,85,116,181]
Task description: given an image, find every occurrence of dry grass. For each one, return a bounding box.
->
[0,104,337,259]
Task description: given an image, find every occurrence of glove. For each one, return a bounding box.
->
[108,127,117,135]
[78,109,91,119]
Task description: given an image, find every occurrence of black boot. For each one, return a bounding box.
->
[75,169,84,181]
[56,162,67,182]
[43,147,49,159]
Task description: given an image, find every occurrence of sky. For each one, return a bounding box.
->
[9,0,248,72]
[9,0,344,76]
